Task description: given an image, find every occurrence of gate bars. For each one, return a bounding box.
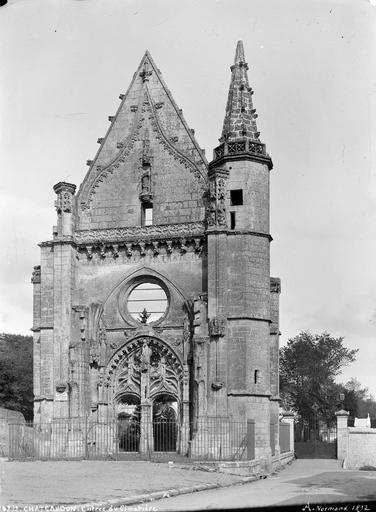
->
[8,417,291,461]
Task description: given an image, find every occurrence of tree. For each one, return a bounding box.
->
[280,332,358,426]
[0,333,33,421]
[342,378,376,421]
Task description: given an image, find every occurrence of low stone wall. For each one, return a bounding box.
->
[272,450,295,471]
[206,451,295,477]
[344,427,376,470]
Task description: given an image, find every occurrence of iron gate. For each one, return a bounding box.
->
[294,417,337,459]
[8,417,254,462]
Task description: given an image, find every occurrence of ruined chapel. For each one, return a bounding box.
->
[31,41,281,458]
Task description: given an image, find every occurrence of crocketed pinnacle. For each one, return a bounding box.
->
[220,41,260,143]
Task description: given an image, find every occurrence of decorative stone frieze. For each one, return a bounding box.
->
[75,221,205,244]
[77,236,205,260]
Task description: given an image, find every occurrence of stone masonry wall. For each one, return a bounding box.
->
[345,428,376,469]
[226,160,269,234]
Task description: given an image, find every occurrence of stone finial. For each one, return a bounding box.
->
[220,41,260,143]
[53,182,76,214]
[234,40,247,66]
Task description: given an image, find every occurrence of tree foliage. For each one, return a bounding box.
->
[341,378,376,421]
[0,333,33,421]
[280,332,358,424]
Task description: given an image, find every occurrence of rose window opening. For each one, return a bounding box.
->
[127,282,168,324]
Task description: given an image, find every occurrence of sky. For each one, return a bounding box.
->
[0,0,375,397]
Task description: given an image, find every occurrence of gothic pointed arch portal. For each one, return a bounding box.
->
[105,335,187,454]
[107,335,183,404]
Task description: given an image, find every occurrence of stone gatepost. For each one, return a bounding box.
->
[335,409,349,462]
[281,411,295,453]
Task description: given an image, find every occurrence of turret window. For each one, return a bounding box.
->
[230,189,243,206]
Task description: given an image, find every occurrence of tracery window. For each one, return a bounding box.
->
[127,282,168,323]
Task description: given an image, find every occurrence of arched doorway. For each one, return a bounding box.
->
[117,395,141,452]
[152,394,178,452]
[106,335,187,454]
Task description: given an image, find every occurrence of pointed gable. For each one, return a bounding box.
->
[77,51,208,230]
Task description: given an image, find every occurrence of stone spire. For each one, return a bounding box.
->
[220,40,260,143]
[210,41,272,169]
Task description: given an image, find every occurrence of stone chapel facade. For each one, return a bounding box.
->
[32,41,281,458]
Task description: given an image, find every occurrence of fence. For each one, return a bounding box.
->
[8,416,255,462]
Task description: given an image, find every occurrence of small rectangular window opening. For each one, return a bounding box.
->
[143,205,153,226]
[230,189,243,206]
[230,211,236,229]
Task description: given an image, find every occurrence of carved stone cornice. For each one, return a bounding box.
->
[75,221,205,244]
[78,237,204,261]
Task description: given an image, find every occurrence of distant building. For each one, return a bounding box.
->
[32,41,281,458]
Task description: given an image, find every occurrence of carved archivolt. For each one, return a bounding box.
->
[107,336,183,401]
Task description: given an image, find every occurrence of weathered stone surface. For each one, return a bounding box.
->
[32,41,280,459]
